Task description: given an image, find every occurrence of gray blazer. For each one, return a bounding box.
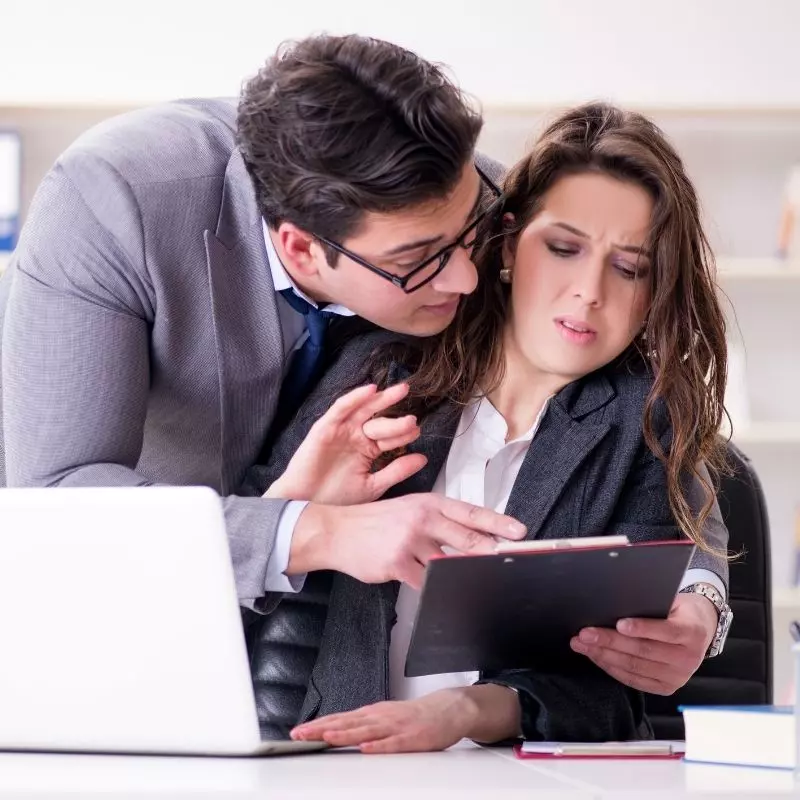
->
[245,331,729,742]
[0,99,293,609]
[0,98,508,612]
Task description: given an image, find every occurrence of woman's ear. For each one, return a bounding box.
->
[501,213,517,269]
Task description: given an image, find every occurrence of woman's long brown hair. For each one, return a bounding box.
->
[376,102,728,553]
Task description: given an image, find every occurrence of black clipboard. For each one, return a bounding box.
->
[404,539,695,678]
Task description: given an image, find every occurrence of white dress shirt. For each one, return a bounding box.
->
[262,222,353,593]
[388,396,726,700]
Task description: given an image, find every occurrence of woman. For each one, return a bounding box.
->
[248,103,729,752]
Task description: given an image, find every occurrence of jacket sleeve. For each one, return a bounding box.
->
[685,462,729,593]
[0,159,292,613]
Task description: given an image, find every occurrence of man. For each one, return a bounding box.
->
[0,35,729,730]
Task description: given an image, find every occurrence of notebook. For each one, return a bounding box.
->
[405,537,695,677]
[680,705,795,770]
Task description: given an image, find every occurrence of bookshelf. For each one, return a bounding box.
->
[774,587,800,610]
[731,423,800,446]
[718,258,800,281]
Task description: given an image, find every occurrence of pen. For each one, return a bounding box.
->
[547,742,684,756]
[790,620,800,644]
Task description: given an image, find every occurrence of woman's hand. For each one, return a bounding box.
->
[570,590,718,694]
[289,685,521,754]
[290,690,476,754]
[265,383,428,505]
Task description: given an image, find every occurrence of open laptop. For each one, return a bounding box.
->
[0,486,326,757]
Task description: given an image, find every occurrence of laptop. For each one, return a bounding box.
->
[0,486,326,757]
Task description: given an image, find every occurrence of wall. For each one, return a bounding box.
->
[3,0,800,108]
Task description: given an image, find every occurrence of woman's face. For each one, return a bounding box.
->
[503,172,653,385]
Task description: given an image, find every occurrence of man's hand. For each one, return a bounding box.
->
[290,685,520,754]
[288,494,527,589]
[265,383,427,505]
[569,592,718,695]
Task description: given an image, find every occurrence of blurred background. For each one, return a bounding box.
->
[1,0,799,700]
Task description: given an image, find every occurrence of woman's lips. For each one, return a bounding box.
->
[555,317,597,344]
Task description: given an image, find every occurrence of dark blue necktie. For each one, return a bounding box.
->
[276,289,332,421]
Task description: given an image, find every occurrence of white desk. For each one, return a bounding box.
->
[0,742,798,799]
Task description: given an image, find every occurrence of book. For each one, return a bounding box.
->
[405,537,695,677]
[680,705,795,770]
[515,740,685,760]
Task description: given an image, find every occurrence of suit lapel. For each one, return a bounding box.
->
[505,374,616,539]
[205,149,284,493]
[386,401,461,497]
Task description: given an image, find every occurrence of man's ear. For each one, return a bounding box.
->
[501,213,517,269]
[275,222,322,278]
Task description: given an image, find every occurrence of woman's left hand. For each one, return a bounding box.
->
[289,690,476,754]
[570,591,717,694]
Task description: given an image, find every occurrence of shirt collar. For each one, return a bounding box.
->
[262,219,355,317]
[469,394,553,446]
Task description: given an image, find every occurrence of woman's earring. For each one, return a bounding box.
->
[499,268,512,284]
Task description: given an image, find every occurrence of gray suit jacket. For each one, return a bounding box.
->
[245,331,728,741]
[0,98,509,613]
[0,99,292,609]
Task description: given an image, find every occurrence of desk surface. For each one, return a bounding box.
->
[0,741,797,799]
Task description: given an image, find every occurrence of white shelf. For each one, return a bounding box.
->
[729,422,800,446]
[718,258,800,281]
[774,587,800,609]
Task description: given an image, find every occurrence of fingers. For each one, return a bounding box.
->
[437,497,527,541]
[576,654,675,695]
[360,733,422,754]
[615,616,685,645]
[369,453,428,497]
[318,382,409,429]
[430,518,498,556]
[572,627,674,665]
[322,384,379,424]
[362,415,420,451]
[323,723,390,748]
[569,628,689,694]
[292,708,370,735]
[352,382,411,425]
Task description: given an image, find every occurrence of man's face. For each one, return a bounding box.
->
[309,165,483,336]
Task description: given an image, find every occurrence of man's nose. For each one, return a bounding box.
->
[431,247,478,295]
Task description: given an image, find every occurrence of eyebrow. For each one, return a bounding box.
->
[552,221,651,258]
[380,184,484,258]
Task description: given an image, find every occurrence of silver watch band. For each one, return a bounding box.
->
[679,582,733,658]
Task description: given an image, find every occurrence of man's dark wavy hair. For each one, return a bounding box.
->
[237,34,483,263]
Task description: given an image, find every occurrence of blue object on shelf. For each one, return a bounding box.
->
[0,130,21,253]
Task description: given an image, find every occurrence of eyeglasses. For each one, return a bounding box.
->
[315,167,505,294]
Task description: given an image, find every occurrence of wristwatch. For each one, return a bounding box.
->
[679,582,733,658]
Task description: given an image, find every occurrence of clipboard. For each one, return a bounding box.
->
[404,538,695,677]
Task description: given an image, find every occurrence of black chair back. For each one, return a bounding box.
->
[644,442,773,739]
